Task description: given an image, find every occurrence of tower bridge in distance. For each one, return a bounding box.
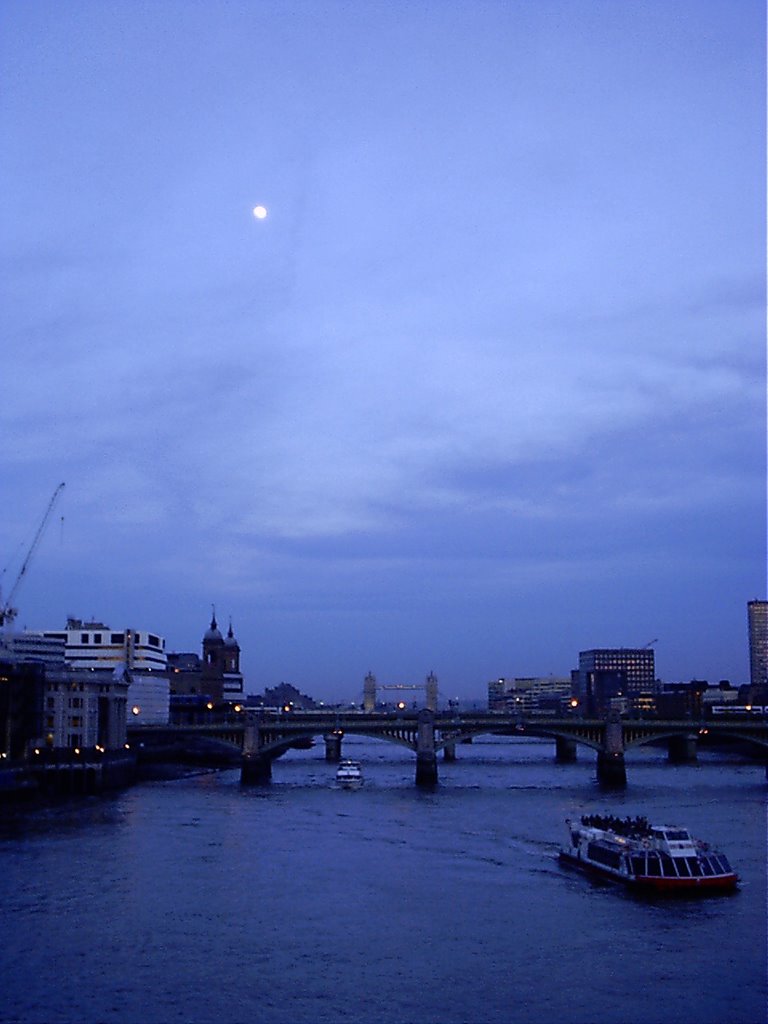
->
[129,708,768,788]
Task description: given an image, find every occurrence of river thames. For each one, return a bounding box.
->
[1,737,765,1024]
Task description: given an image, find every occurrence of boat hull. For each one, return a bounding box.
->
[558,851,738,895]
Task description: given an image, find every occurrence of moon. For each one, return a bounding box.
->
[252,205,268,220]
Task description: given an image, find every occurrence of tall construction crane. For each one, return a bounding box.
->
[0,482,65,628]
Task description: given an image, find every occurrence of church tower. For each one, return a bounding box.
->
[222,619,244,700]
[224,620,241,674]
[201,610,225,699]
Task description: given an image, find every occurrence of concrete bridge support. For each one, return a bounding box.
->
[596,751,627,787]
[596,713,627,788]
[555,736,577,762]
[668,734,697,763]
[241,753,272,785]
[324,734,342,762]
[241,719,272,785]
[415,709,438,787]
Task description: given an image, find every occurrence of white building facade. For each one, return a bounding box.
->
[41,619,169,725]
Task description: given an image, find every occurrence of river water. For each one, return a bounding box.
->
[1,737,765,1024]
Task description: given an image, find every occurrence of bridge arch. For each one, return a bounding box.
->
[255,723,422,757]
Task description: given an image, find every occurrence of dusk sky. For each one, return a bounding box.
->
[1,1,764,703]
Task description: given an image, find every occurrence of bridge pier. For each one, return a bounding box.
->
[597,712,627,787]
[416,709,438,787]
[596,751,627,788]
[555,736,577,763]
[324,734,342,762]
[241,753,272,785]
[668,734,697,764]
[241,718,272,785]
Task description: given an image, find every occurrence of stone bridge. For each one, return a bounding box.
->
[130,709,768,787]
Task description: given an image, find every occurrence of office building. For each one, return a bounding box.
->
[578,648,656,714]
[39,618,169,724]
[747,600,768,693]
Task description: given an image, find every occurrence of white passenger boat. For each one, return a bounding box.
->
[559,815,738,895]
[336,760,363,790]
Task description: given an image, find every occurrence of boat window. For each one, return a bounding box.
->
[630,855,646,875]
[700,857,715,876]
[686,857,701,877]
[675,858,690,877]
[715,855,732,874]
[587,843,622,869]
[658,853,676,877]
[665,830,690,841]
[645,854,661,876]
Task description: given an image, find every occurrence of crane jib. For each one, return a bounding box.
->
[0,482,66,627]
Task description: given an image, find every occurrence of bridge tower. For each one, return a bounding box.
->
[363,672,376,712]
[415,709,438,786]
[425,671,438,711]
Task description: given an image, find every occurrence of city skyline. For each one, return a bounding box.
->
[1,2,764,700]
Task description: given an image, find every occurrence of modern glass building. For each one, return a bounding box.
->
[578,648,656,714]
[747,600,768,691]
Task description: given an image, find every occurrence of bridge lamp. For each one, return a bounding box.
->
[397,701,406,710]
[234,704,243,713]
[132,705,141,716]
[206,702,214,711]
[570,699,579,709]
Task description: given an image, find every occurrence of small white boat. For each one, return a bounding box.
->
[336,759,363,790]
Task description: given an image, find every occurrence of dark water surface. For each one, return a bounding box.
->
[1,737,765,1024]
